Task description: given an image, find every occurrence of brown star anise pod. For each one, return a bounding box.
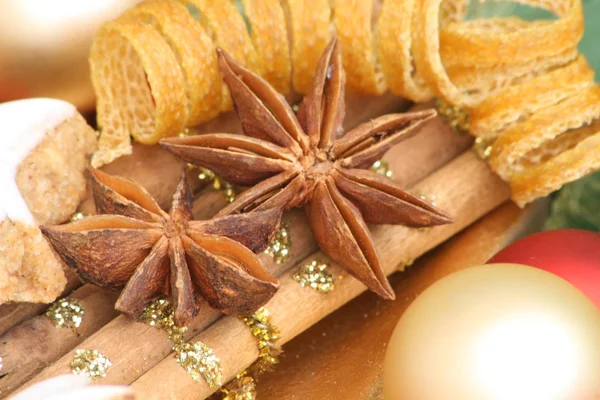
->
[160,39,453,299]
[41,168,281,326]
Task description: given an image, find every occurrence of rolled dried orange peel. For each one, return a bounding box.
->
[469,56,596,138]
[90,16,188,167]
[90,0,599,208]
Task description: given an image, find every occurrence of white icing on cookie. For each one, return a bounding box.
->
[0,98,76,224]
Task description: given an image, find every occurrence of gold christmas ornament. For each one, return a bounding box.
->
[0,0,140,109]
[384,263,600,400]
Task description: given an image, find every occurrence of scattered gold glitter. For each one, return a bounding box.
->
[71,349,112,380]
[69,212,85,222]
[138,299,188,343]
[370,159,393,179]
[418,194,437,207]
[174,341,223,387]
[197,167,216,183]
[397,258,415,271]
[45,298,84,330]
[242,307,282,375]
[434,98,470,134]
[213,309,281,399]
[219,372,256,400]
[196,167,240,203]
[178,128,192,137]
[264,223,291,264]
[473,137,494,160]
[292,260,335,293]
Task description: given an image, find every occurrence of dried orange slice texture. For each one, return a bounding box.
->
[377,0,433,101]
[285,0,332,94]
[510,127,600,207]
[182,0,260,111]
[241,0,291,94]
[469,56,595,138]
[490,85,600,180]
[127,0,221,126]
[333,0,386,95]
[440,0,583,68]
[90,17,188,167]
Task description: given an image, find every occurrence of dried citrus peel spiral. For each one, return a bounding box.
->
[490,85,600,180]
[90,17,188,167]
[89,0,598,211]
[333,0,386,95]
[447,47,579,105]
[440,0,583,67]
[413,0,583,107]
[285,0,332,94]
[183,0,260,112]
[510,128,600,207]
[241,0,291,94]
[376,0,433,101]
[126,0,222,127]
[469,56,596,138]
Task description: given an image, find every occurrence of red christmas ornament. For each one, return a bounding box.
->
[488,229,600,308]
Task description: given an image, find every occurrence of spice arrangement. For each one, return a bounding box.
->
[0,0,599,399]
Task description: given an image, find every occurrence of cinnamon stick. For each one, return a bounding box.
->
[128,152,511,399]
[12,112,470,395]
[0,286,119,392]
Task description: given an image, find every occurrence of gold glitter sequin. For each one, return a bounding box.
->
[178,128,192,137]
[397,258,415,271]
[264,223,291,264]
[434,98,470,134]
[242,307,282,375]
[71,349,112,380]
[196,167,240,203]
[197,167,217,183]
[418,194,438,207]
[219,372,256,400]
[214,309,281,399]
[292,260,335,293]
[138,299,187,343]
[69,212,85,222]
[139,300,223,387]
[174,341,223,387]
[473,137,494,160]
[370,159,393,179]
[45,298,84,330]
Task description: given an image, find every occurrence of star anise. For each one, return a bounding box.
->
[160,39,453,299]
[40,168,281,326]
